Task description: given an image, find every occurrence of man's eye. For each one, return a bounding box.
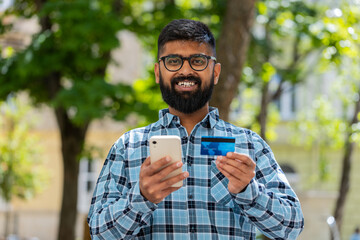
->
[191,57,206,66]
[166,57,181,65]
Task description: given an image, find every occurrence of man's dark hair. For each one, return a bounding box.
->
[157,19,216,58]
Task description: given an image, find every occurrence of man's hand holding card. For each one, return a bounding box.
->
[200,136,256,194]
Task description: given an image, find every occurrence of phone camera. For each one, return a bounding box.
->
[152,141,157,144]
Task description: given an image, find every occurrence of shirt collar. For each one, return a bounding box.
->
[158,107,219,129]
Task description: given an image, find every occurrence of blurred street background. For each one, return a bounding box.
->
[1,0,360,239]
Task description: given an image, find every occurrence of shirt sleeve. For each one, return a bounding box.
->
[87,139,157,239]
[231,132,304,239]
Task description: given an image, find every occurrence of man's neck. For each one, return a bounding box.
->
[168,104,209,135]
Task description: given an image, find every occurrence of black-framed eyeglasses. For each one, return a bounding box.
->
[158,54,217,72]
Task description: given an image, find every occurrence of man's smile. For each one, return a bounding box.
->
[175,80,198,92]
[177,81,196,87]
[171,76,201,92]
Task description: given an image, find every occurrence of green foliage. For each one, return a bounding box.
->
[272,2,324,74]
[291,65,360,182]
[0,0,153,125]
[231,0,326,140]
[261,62,276,83]
[288,1,360,188]
[80,144,104,163]
[292,96,346,150]
[245,0,323,87]
[231,87,280,142]
[122,0,225,53]
[132,67,167,125]
[2,0,228,126]
[0,95,48,203]
[291,0,360,144]
[234,0,360,143]
[292,95,345,182]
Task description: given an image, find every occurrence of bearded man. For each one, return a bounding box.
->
[88,19,304,240]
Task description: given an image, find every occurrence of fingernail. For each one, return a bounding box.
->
[176,161,182,167]
[183,172,189,177]
[166,157,171,162]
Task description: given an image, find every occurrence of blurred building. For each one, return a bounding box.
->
[1,11,360,240]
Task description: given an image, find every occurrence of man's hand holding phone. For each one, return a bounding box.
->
[139,156,189,204]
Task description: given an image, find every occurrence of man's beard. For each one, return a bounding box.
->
[159,72,215,114]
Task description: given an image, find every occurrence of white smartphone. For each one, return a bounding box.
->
[149,135,183,187]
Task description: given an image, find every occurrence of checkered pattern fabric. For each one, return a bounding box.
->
[88,107,304,239]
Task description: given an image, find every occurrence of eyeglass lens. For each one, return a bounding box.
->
[164,55,208,71]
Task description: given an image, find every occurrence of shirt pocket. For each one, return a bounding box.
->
[210,161,234,209]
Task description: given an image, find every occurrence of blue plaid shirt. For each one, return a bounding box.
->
[88,107,304,239]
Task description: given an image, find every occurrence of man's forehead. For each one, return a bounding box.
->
[159,40,213,56]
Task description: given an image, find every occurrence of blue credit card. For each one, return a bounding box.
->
[200,136,235,156]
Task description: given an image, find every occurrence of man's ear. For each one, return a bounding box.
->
[154,63,160,84]
[214,63,221,85]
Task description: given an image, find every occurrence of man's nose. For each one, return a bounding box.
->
[178,59,193,74]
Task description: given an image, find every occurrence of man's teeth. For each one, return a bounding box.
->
[177,81,195,87]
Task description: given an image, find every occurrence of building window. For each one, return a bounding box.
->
[77,158,100,214]
[0,197,8,211]
[278,82,297,121]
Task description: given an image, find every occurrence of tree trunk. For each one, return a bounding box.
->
[333,134,353,234]
[42,68,87,240]
[332,88,360,239]
[55,107,89,240]
[42,69,89,240]
[31,1,118,240]
[210,0,256,121]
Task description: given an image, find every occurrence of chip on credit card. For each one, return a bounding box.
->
[200,136,235,156]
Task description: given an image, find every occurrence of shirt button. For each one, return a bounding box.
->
[188,194,193,199]
[190,226,196,233]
